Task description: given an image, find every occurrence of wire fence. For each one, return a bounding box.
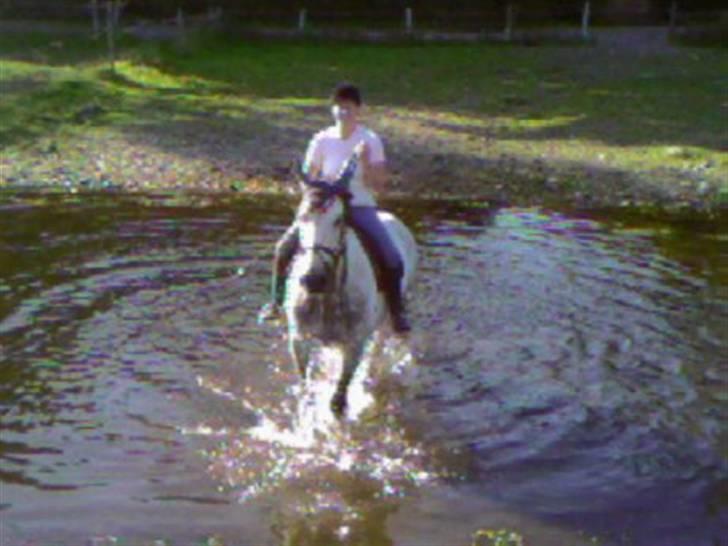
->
[1,1,725,39]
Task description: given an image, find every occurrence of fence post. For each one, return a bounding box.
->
[669,0,678,34]
[405,7,413,33]
[298,8,307,32]
[91,0,100,39]
[176,6,187,43]
[504,2,514,42]
[113,0,124,27]
[581,1,591,41]
[105,0,115,72]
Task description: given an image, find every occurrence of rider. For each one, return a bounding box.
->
[258,82,411,333]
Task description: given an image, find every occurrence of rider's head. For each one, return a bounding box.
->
[330,82,361,126]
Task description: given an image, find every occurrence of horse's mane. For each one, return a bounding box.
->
[299,181,352,216]
[298,156,357,215]
[303,187,335,212]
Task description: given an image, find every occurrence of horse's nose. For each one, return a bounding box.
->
[300,272,327,293]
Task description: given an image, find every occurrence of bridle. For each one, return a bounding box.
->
[296,154,358,291]
[298,198,349,291]
[307,243,344,262]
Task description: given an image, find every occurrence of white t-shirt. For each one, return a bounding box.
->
[303,124,386,207]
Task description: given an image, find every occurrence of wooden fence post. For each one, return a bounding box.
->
[113,1,124,27]
[298,8,307,32]
[504,2,514,41]
[405,7,413,33]
[176,6,187,44]
[581,1,591,40]
[91,0,100,39]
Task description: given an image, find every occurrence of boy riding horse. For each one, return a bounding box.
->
[258,83,411,334]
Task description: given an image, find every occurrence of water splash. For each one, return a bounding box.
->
[188,339,439,508]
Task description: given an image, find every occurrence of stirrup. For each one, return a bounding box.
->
[257,302,282,325]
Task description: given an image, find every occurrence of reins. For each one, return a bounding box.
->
[297,199,350,294]
[296,154,359,321]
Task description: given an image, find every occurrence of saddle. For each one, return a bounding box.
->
[304,167,391,293]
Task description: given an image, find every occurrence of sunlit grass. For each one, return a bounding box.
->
[110,60,212,90]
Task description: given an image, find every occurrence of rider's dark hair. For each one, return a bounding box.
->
[331,82,362,106]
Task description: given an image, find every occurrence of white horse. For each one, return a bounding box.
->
[284,157,418,417]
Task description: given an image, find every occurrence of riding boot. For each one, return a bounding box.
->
[258,275,287,324]
[258,225,299,324]
[384,268,411,334]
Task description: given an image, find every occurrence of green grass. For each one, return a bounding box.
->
[1,26,726,204]
[150,34,726,148]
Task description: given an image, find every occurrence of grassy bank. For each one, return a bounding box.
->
[1,25,726,209]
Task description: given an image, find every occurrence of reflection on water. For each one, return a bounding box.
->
[0,191,726,546]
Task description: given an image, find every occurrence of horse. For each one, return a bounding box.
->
[283,156,418,418]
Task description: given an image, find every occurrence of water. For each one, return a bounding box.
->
[0,191,726,546]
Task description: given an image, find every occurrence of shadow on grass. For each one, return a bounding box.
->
[144,36,727,153]
[0,78,111,148]
[98,66,230,96]
[417,108,720,150]
[0,64,230,149]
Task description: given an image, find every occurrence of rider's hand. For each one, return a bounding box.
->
[354,141,387,193]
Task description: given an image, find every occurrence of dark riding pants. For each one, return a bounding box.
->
[270,206,403,304]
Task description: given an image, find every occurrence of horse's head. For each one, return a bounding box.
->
[294,156,358,295]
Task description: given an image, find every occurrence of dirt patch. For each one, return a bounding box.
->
[1,117,721,213]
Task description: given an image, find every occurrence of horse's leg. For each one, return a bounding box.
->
[331,341,366,418]
[289,336,311,380]
[369,329,386,369]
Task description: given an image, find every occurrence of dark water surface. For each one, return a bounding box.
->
[0,191,726,546]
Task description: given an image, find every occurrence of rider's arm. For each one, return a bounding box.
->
[365,160,388,194]
[360,134,389,194]
[303,133,324,179]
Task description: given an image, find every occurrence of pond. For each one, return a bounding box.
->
[0,191,725,546]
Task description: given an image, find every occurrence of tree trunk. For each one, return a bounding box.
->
[581,1,591,41]
[106,0,116,72]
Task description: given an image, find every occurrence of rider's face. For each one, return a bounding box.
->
[331,99,359,125]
